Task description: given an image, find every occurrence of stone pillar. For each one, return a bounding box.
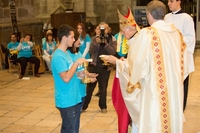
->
[35,0,55,25]
[0,0,3,21]
[85,0,100,25]
[39,0,47,15]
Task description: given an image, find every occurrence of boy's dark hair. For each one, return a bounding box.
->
[67,30,79,54]
[57,24,74,42]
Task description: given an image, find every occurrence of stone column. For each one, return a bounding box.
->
[39,0,47,14]
[84,0,100,25]
[34,0,49,20]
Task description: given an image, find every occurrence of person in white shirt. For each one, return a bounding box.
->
[165,0,196,111]
[43,19,53,31]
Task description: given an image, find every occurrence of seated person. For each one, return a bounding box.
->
[17,34,40,79]
[42,33,56,72]
[42,30,54,46]
[7,33,19,65]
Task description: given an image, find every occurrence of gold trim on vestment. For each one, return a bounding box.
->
[177,30,186,82]
[117,32,129,54]
[148,27,171,133]
[127,81,141,94]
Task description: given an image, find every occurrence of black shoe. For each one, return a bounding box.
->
[94,91,100,97]
[19,75,23,79]
[35,74,40,77]
[101,109,107,114]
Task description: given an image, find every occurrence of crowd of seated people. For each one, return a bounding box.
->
[2,22,100,80]
[2,30,57,78]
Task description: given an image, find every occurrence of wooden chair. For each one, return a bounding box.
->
[0,46,5,70]
[8,56,18,73]
[33,45,46,73]
[18,62,35,75]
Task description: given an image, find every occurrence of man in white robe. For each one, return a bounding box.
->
[164,0,196,111]
[104,1,187,132]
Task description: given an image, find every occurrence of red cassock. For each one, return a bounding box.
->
[112,74,130,133]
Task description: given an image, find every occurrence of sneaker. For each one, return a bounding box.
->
[94,91,100,97]
[101,109,107,114]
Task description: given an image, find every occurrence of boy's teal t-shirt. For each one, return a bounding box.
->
[51,49,82,108]
[68,50,86,98]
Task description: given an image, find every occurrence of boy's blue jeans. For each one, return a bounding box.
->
[57,103,80,133]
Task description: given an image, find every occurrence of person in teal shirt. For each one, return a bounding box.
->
[114,31,129,58]
[51,24,86,133]
[7,33,19,64]
[77,23,91,59]
[17,34,40,79]
[42,33,56,72]
[42,30,53,46]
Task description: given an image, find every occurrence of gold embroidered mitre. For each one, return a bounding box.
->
[118,7,140,31]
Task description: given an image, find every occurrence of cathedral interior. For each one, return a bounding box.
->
[0,0,199,46]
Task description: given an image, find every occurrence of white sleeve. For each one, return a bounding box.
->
[17,43,22,50]
[43,50,50,57]
[116,59,129,78]
[182,16,196,54]
[82,42,90,58]
[27,41,33,47]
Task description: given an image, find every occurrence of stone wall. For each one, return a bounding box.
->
[94,0,134,23]
[34,0,136,27]
[86,0,136,34]
[0,0,137,45]
[0,0,43,46]
[84,0,136,24]
[0,0,34,21]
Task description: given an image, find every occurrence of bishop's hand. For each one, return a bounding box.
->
[102,55,118,65]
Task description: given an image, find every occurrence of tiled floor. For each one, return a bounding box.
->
[0,49,200,133]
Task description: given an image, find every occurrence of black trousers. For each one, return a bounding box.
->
[83,65,111,110]
[17,57,40,75]
[183,75,189,111]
